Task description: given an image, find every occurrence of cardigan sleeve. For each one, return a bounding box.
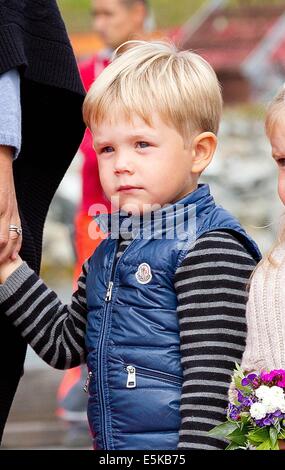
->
[240,272,265,374]
[0,69,21,159]
[241,249,285,373]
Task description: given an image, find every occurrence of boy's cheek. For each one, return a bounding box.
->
[99,172,115,198]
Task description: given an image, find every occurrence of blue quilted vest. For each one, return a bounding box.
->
[85,184,261,450]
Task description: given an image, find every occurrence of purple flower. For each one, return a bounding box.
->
[228,403,241,421]
[241,373,257,387]
[255,415,273,427]
[248,373,258,381]
[263,417,274,426]
[238,390,245,402]
[243,396,255,407]
[254,411,285,427]
[237,390,254,407]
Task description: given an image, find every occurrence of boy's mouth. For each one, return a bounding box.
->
[118,185,143,192]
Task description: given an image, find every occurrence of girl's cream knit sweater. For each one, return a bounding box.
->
[241,243,285,373]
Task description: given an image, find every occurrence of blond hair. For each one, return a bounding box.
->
[258,86,285,268]
[265,85,285,138]
[83,40,223,141]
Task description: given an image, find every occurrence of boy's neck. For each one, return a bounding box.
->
[169,183,199,207]
[95,184,211,237]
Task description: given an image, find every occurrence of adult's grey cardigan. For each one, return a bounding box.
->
[0,0,86,441]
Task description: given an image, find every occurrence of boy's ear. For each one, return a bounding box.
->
[190,132,217,174]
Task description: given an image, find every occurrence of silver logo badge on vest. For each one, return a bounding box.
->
[135,263,152,284]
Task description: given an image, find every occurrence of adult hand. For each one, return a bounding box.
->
[0,146,22,263]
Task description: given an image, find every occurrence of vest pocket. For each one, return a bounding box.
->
[124,364,182,389]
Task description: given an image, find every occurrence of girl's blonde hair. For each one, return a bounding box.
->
[260,86,285,268]
[265,85,285,138]
[83,40,223,142]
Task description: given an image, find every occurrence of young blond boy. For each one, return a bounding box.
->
[0,41,261,450]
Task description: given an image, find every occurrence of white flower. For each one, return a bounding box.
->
[270,396,285,413]
[279,400,285,413]
[255,385,271,400]
[250,402,267,420]
[255,385,285,414]
[263,399,279,414]
[270,386,285,400]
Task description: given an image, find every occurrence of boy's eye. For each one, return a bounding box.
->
[136,141,150,149]
[100,146,114,154]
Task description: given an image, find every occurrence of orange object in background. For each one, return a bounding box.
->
[57,367,82,410]
[56,364,91,448]
[70,30,167,61]
[73,211,107,288]
[70,33,104,59]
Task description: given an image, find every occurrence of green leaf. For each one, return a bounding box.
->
[248,427,270,444]
[231,363,253,397]
[240,413,250,423]
[233,375,252,395]
[234,362,244,376]
[208,421,238,438]
[239,414,251,431]
[256,439,274,450]
[275,421,281,433]
[270,427,278,448]
[227,429,247,446]
[226,442,243,451]
[278,430,285,440]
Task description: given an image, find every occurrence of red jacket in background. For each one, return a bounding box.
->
[79,51,112,214]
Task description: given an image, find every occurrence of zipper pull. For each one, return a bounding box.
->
[105,281,114,302]
[126,365,136,388]
[84,371,93,393]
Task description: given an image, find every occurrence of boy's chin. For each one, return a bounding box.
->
[119,203,143,216]
[112,196,163,216]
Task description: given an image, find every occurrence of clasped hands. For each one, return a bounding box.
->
[0,146,23,283]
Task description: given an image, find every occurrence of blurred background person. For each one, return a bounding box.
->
[75,0,151,280]
[56,0,152,447]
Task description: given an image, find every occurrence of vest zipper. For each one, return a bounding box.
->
[126,365,136,388]
[105,281,114,302]
[97,245,117,449]
[84,371,93,393]
[124,365,182,387]
[97,237,135,449]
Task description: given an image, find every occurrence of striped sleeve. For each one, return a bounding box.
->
[174,230,257,450]
[0,260,89,369]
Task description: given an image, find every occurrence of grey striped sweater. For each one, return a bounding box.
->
[0,230,256,449]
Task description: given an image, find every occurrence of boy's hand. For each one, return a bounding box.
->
[0,255,23,284]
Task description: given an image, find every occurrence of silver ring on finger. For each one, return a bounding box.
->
[9,224,22,237]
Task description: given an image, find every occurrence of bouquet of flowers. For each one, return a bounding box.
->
[209,364,285,450]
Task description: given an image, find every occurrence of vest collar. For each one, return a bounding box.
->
[94,184,214,240]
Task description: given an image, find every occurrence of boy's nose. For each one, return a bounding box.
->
[113,152,135,175]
